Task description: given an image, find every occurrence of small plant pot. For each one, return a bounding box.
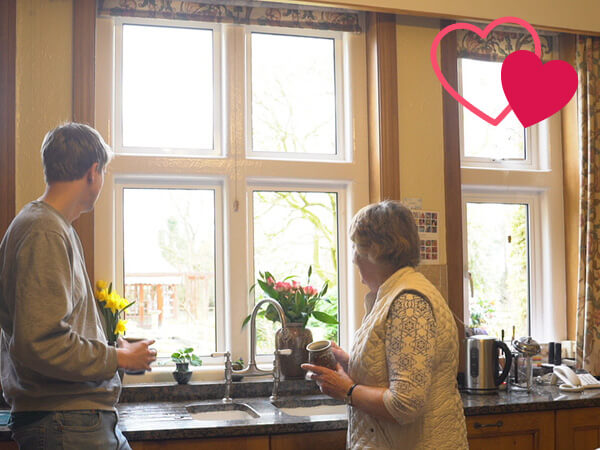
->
[173,370,192,385]
[232,374,244,382]
[175,363,189,372]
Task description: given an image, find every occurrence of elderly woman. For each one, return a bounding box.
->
[302,201,467,449]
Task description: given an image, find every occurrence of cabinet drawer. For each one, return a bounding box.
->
[556,407,600,450]
[467,411,554,450]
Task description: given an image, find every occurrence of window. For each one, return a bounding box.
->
[94,16,368,364]
[459,54,566,342]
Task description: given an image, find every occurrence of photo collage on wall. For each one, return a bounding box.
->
[411,210,439,265]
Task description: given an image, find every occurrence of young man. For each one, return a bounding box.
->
[0,123,156,449]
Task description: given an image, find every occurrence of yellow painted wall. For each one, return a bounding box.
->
[286,0,600,34]
[16,0,72,211]
[396,15,447,265]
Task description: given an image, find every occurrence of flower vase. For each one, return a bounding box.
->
[275,323,313,379]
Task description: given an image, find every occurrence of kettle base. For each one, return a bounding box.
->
[464,388,499,395]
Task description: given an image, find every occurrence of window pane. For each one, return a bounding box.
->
[459,58,525,160]
[122,25,213,151]
[252,191,339,354]
[251,33,337,155]
[466,202,529,339]
[123,188,216,358]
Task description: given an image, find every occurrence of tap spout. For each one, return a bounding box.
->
[234,298,287,377]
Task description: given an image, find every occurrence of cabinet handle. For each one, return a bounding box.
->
[474,420,503,429]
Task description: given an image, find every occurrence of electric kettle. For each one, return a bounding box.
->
[465,335,512,394]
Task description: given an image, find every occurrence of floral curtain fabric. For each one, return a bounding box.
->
[97,0,361,32]
[457,28,554,62]
[576,36,600,375]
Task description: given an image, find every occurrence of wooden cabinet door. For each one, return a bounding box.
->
[270,430,346,450]
[467,411,554,450]
[131,435,270,450]
[556,407,600,450]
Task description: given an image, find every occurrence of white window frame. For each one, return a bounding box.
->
[246,180,350,362]
[114,177,226,356]
[460,126,566,342]
[94,16,370,373]
[461,190,542,336]
[244,26,348,162]
[457,57,550,171]
[114,17,223,157]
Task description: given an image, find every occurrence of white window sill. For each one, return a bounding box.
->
[122,364,274,385]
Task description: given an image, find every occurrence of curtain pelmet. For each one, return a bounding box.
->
[97,0,362,32]
[457,29,554,62]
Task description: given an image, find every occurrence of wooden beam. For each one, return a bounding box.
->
[0,0,16,238]
[366,12,400,202]
[440,20,466,374]
[72,0,97,281]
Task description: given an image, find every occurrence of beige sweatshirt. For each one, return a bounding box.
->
[0,201,120,412]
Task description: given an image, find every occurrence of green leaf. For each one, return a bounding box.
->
[307,265,312,283]
[119,301,136,314]
[257,279,279,299]
[265,304,281,323]
[241,314,252,329]
[108,282,113,295]
[319,283,328,298]
[183,347,194,354]
[312,310,339,324]
[249,283,256,295]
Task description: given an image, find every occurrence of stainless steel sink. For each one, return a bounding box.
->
[186,402,260,421]
[272,397,347,417]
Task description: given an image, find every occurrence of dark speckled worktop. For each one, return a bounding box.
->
[3,381,600,441]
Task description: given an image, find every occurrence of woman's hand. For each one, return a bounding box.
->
[330,341,350,370]
[301,362,354,401]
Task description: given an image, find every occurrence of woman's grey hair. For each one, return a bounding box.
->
[41,123,112,184]
[349,200,420,270]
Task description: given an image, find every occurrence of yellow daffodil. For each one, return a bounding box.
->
[116,296,128,311]
[115,319,128,335]
[104,292,120,314]
[95,280,135,344]
[96,289,108,302]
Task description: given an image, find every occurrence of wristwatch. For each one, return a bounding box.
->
[346,383,358,406]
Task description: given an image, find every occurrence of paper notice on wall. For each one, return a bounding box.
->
[411,209,439,265]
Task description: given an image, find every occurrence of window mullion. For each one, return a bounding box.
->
[224,24,251,362]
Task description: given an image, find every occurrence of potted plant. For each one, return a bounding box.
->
[244,266,338,379]
[232,357,244,382]
[171,347,202,384]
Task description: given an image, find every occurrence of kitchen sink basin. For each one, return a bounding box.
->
[272,397,347,417]
[186,402,260,421]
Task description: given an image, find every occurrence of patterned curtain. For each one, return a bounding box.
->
[97,0,362,32]
[576,36,600,375]
[457,28,554,62]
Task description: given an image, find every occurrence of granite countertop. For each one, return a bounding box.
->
[3,381,600,441]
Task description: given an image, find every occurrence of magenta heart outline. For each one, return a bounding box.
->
[431,17,542,126]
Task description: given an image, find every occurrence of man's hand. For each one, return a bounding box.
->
[301,362,354,400]
[116,338,157,372]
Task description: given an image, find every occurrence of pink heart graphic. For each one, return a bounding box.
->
[501,50,578,127]
[431,17,542,126]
